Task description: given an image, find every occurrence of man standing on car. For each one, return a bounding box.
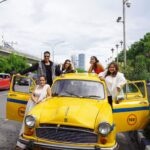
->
[17,51,55,86]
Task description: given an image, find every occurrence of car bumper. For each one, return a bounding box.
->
[19,136,119,150]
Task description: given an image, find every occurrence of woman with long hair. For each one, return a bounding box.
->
[99,62,126,106]
[88,56,104,74]
[16,75,51,150]
[55,59,75,76]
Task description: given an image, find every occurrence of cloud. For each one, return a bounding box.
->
[0,0,149,69]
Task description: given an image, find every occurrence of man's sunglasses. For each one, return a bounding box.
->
[66,62,71,64]
[44,55,50,58]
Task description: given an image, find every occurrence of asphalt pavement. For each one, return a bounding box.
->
[0,90,8,119]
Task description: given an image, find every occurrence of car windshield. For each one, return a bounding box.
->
[52,79,105,100]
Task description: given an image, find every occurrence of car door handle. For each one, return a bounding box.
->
[138,101,148,105]
[9,94,17,97]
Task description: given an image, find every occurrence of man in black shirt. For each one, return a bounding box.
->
[18,51,56,86]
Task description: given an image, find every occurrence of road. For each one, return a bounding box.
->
[0,90,8,119]
[0,86,150,150]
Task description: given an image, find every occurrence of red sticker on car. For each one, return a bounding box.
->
[18,107,25,117]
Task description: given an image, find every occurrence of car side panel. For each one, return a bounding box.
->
[0,78,10,90]
[113,99,149,132]
[6,91,30,122]
[6,75,35,122]
[113,81,150,132]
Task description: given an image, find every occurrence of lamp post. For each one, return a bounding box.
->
[51,41,65,62]
[116,0,131,69]
[116,44,119,64]
[111,48,114,61]
[0,0,7,4]
[44,40,65,62]
[108,58,110,64]
[120,40,123,49]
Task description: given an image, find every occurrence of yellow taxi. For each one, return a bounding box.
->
[6,73,150,150]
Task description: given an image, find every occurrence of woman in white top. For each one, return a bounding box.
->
[99,62,126,106]
[16,75,51,150]
[25,75,51,113]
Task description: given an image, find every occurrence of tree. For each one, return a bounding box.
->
[0,56,8,72]
[117,32,150,80]
[76,68,86,73]
[133,55,149,80]
[0,53,29,74]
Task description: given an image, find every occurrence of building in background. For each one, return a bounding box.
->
[78,53,85,70]
[71,54,78,68]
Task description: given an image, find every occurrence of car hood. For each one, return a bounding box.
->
[37,97,104,129]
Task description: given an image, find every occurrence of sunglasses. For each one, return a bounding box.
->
[44,55,50,58]
[40,79,45,81]
[66,62,71,64]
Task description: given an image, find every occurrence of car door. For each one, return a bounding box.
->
[0,74,5,89]
[6,75,36,122]
[3,74,10,89]
[113,80,150,132]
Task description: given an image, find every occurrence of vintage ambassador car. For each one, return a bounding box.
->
[6,74,149,150]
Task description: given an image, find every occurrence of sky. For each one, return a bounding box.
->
[0,0,150,69]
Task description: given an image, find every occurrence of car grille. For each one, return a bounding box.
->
[36,124,98,144]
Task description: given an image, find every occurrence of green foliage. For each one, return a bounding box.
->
[133,55,149,80]
[0,53,29,73]
[76,68,86,73]
[118,32,150,80]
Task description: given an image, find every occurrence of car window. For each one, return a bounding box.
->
[52,79,105,100]
[0,75,4,79]
[123,83,138,93]
[0,74,10,79]
[13,76,34,93]
[117,82,144,100]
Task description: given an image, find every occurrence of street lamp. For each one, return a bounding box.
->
[116,44,119,64]
[111,48,114,61]
[44,40,65,62]
[51,41,65,62]
[0,0,7,4]
[116,0,131,69]
[120,40,123,49]
[108,58,110,64]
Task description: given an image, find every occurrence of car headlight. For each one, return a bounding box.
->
[25,115,36,128]
[98,122,111,136]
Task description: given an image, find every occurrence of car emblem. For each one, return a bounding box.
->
[65,107,70,116]
[64,107,69,122]
[64,118,68,122]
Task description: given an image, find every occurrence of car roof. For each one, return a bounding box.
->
[55,73,102,82]
[0,73,10,75]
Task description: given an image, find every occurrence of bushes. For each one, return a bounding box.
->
[0,53,29,73]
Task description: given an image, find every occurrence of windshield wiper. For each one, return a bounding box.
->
[52,93,66,97]
[52,93,59,97]
[82,95,101,99]
[64,90,81,98]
